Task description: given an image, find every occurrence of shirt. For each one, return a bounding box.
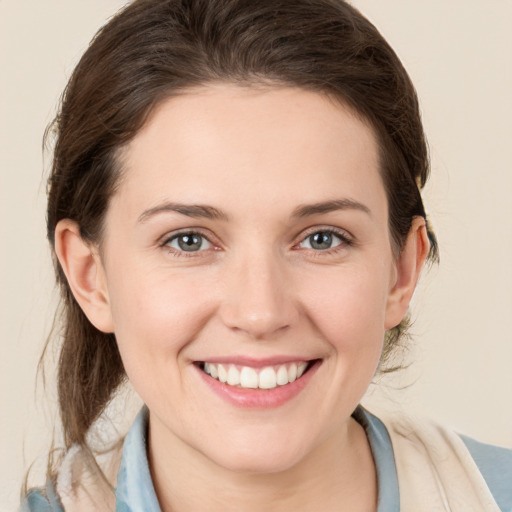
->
[22,406,512,511]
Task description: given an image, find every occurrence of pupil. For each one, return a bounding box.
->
[311,232,332,250]
[178,234,201,251]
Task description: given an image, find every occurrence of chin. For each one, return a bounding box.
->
[199,432,312,475]
[213,451,304,475]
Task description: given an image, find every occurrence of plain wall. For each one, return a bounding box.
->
[1,0,511,509]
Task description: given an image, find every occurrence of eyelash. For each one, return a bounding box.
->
[295,227,353,256]
[161,227,353,258]
[161,229,216,258]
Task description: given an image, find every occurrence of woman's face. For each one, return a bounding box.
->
[97,84,407,472]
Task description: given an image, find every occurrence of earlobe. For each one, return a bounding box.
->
[54,219,114,333]
[384,217,430,330]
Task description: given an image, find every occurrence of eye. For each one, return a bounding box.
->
[298,230,347,251]
[166,232,212,252]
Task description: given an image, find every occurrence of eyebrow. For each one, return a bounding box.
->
[291,199,371,218]
[137,198,371,224]
[138,202,229,223]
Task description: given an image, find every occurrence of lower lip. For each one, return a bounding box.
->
[195,361,321,409]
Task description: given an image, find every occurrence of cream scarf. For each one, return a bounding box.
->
[55,414,501,511]
[384,414,501,511]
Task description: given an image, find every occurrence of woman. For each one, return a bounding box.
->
[21,0,512,510]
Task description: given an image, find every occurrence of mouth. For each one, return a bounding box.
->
[197,360,317,390]
[195,358,321,408]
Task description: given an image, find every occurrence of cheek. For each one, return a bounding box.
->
[299,264,390,352]
[288,265,391,438]
[106,268,216,377]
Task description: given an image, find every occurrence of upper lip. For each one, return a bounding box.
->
[196,356,318,368]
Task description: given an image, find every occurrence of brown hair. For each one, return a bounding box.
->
[46,0,438,452]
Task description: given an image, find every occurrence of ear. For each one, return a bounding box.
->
[54,219,114,333]
[384,217,430,330]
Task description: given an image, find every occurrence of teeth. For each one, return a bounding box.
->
[202,361,311,389]
[209,363,218,379]
[218,364,228,383]
[276,365,288,385]
[288,363,297,383]
[227,365,241,386]
[240,367,258,388]
[297,362,308,378]
[258,367,277,389]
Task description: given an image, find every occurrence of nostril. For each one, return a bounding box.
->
[220,306,291,338]
[219,297,299,339]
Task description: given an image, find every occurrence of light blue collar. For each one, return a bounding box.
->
[115,407,161,512]
[353,407,400,511]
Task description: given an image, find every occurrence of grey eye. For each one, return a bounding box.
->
[300,231,342,250]
[168,233,212,252]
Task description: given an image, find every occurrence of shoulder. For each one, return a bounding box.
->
[20,440,123,512]
[380,410,512,511]
[460,434,512,512]
[19,482,64,512]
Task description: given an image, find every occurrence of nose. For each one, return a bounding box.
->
[219,251,299,339]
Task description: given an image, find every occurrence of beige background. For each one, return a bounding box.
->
[1,0,511,509]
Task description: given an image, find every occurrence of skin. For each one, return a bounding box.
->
[55,84,429,511]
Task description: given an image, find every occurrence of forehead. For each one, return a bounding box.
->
[112,84,385,220]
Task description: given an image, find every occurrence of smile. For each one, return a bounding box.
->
[201,361,309,390]
[196,359,321,408]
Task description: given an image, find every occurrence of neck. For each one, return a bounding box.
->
[148,414,377,512]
